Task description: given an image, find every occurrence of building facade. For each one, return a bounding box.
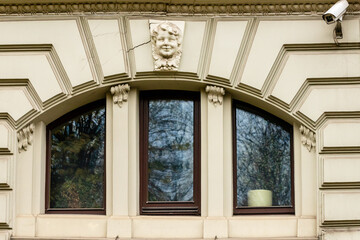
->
[0,0,360,239]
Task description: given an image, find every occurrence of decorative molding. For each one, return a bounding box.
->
[0,223,11,229]
[205,75,232,86]
[110,83,130,107]
[17,123,35,153]
[0,1,359,15]
[0,113,16,130]
[205,85,225,106]
[322,220,360,227]
[151,21,183,71]
[0,183,11,191]
[0,78,42,112]
[300,125,316,151]
[320,182,360,190]
[134,71,199,80]
[103,73,131,85]
[316,111,360,129]
[0,44,73,111]
[264,43,360,104]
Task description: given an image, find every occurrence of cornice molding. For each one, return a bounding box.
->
[206,85,225,106]
[17,123,35,153]
[110,83,130,107]
[0,1,359,15]
[300,125,316,152]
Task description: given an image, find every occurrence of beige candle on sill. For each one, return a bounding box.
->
[248,189,272,207]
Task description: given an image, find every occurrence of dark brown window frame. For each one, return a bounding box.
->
[139,90,201,215]
[232,100,294,215]
[45,99,106,215]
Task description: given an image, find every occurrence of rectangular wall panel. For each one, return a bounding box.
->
[133,218,203,238]
[0,232,9,240]
[129,19,153,73]
[0,156,11,188]
[322,121,360,148]
[323,229,360,240]
[0,124,9,150]
[88,19,126,77]
[208,20,248,79]
[0,123,12,153]
[229,218,297,238]
[0,192,10,226]
[322,155,360,184]
[36,216,107,238]
[322,191,360,222]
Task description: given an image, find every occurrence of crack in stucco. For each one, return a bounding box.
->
[127,40,151,53]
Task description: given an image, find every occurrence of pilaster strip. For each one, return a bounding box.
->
[17,123,35,153]
[300,125,316,152]
[205,85,225,106]
[110,83,130,107]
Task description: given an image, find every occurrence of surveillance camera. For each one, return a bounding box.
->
[322,0,349,24]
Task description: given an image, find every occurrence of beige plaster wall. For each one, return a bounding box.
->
[0,13,358,239]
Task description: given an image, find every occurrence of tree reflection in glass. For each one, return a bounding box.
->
[236,108,291,207]
[148,99,194,202]
[49,105,105,209]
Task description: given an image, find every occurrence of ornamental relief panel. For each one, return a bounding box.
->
[206,85,225,106]
[17,123,35,153]
[300,125,316,152]
[150,20,184,71]
[110,84,130,107]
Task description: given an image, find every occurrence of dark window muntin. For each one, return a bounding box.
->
[232,100,294,215]
[139,90,201,215]
[45,99,106,215]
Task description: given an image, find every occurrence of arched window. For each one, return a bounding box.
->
[45,100,106,214]
[233,101,294,215]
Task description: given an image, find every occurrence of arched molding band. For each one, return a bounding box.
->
[6,78,316,132]
[0,1,359,15]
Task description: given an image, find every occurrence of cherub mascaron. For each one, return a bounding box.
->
[151,22,183,71]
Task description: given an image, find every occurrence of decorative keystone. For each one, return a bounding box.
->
[150,21,183,71]
[300,125,316,152]
[110,84,130,107]
[17,123,35,153]
[205,85,225,106]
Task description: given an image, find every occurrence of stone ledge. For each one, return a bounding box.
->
[11,238,319,240]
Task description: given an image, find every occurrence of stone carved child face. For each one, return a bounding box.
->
[152,22,182,59]
[155,28,178,58]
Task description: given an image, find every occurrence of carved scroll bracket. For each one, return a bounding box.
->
[110,84,130,107]
[17,123,35,153]
[206,85,225,106]
[300,125,316,152]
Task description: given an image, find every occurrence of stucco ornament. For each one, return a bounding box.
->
[151,21,183,71]
[110,84,130,107]
[206,85,225,106]
[300,125,316,152]
[17,123,35,153]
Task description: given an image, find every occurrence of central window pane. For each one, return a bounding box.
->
[148,99,194,202]
[140,91,200,215]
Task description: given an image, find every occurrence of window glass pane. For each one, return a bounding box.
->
[236,108,291,207]
[49,105,105,209]
[148,99,194,202]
